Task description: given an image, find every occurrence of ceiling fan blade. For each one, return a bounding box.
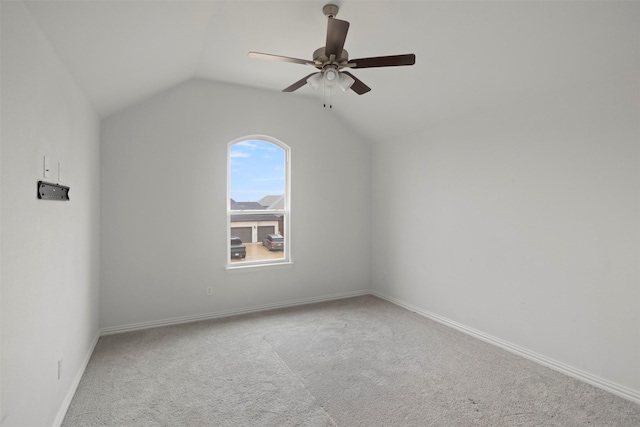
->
[342,71,371,95]
[325,18,350,57]
[248,52,315,66]
[283,73,319,92]
[349,54,416,69]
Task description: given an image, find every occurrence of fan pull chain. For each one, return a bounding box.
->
[323,85,326,108]
[323,85,333,108]
[323,85,328,108]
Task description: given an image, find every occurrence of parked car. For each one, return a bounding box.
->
[262,234,284,251]
[230,236,246,259]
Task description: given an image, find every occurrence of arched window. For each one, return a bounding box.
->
[227,136,290,268]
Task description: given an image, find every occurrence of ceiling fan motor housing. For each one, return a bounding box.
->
[313,47,349,68]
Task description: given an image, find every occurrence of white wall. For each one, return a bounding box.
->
[0,2,101,426]
[99,79,370,330]
[372,75,640,402]
[371,73,640,399]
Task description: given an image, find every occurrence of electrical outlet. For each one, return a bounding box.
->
[58,359,63,380]
[206,286,213,296]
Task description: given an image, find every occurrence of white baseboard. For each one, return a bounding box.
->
[53,330,100,427]
[371,290,640,405]
[100,289,371,336]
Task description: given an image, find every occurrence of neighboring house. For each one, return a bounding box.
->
[230,197,283,243]
[258,194,284,210]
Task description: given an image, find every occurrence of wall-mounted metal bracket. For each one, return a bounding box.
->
[37,181,70,201]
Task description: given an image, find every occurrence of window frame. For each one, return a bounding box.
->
[226,135,291,271]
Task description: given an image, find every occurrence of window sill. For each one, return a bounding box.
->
[225,261,294,274]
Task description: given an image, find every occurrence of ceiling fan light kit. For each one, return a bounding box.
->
[307,73,324,90]
[324,67,338,84]
[248,3,415,107]
[338,73,355,92]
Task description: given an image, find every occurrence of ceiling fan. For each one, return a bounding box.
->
[248,3,415,101]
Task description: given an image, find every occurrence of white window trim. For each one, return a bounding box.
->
[226,135,291,270]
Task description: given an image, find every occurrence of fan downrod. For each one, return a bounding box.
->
[322,4,339,19]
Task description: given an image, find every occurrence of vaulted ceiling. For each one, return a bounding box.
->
[23,0,639,143]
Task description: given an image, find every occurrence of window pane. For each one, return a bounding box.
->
[230,140,285,210]
[229,217,285,263]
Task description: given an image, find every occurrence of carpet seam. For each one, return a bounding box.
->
[262,336,339,426]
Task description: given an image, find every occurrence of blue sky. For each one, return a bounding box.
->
[230,140,285,202]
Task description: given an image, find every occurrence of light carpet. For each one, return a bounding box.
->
[63,295,640,426]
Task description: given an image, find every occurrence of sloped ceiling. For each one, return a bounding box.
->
[23,0,640,143]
